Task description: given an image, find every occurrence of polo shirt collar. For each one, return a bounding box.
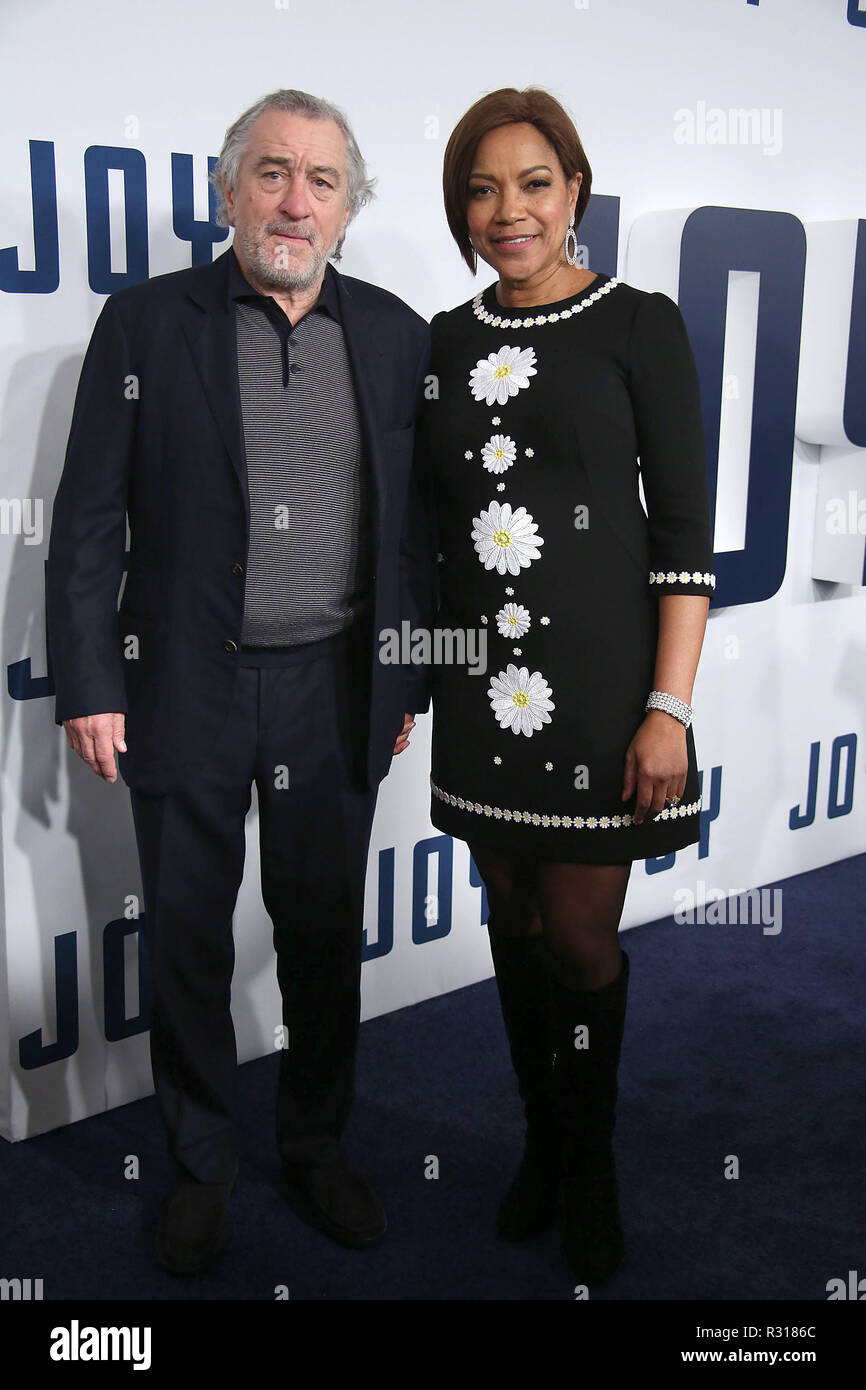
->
[227,244,340,324]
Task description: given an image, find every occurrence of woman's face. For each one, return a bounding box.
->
[465,122,581,283]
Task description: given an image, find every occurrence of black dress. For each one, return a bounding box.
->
[419,273,716,864]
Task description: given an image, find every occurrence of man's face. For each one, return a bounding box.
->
[224,109,352,292]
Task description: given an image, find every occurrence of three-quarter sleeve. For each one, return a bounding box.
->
[626,290,716,598]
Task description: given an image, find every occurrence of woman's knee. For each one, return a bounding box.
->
[487,896,542,939]
[469,844,541,937]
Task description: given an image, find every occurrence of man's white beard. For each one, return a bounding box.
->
[235,223,342,291]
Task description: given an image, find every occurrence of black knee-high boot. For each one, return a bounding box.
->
[550,949,630,1284]
[488,930,560,1240]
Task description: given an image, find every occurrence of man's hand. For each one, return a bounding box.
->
[63,713,127,782]
[392,713,416,756]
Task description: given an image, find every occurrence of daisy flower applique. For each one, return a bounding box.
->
[488,664,555,737]
[495,602,531,638]
[481,434,518,474]
[469,345,538,406]
[472,500,544,576]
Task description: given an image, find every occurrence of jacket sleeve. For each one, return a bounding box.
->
[398,325,437,716]
[626,291,716,598]
[46,294,136,723]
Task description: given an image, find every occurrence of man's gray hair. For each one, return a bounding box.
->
[208,89,376,259]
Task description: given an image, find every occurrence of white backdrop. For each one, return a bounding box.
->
[1,0,864,1141]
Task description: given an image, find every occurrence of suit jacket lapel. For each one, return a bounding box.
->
[180,251,249,524]
[331,266,388,559]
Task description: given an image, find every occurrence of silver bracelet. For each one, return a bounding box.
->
[645,690,693,728]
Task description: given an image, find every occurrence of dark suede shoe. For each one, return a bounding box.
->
[282,1152,386,1248]
[154,1169,237,1276]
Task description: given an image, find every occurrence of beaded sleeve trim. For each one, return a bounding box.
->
[650,570,716,589]
[472,277,621,328]
[431,779,701,829]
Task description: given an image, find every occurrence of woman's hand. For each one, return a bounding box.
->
[621,709,688,825]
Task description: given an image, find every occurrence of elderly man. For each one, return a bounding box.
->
[46,89,434,1275]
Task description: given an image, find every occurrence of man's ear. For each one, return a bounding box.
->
[222,178,236,227]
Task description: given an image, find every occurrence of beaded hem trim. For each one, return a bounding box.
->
[650,570,716,589]
[472,277,621,328]
[430,778,701,829]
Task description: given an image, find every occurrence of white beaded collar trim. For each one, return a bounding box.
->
[650,570,716,589]
[472,276,620,328]
[431,779,701,829]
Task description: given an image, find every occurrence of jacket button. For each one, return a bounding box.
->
[232,563,244,576]
[224,639,238,653]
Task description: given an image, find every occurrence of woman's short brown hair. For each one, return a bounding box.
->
[442,87,592,274]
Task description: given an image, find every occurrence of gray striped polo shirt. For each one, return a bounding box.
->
[231,254,371,648]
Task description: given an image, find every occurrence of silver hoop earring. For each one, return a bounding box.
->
[565,212,578,266]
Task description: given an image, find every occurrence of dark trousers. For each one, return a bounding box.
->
[129,629,379,1183]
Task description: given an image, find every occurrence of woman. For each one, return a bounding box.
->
[419,88,714,1285]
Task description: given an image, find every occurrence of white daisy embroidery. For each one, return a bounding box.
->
[482,434,517,474]
[495,602,531,638]
[472,501,545,576]
[497,482,506,491]
[488,663,555,737]
[469,345,538,406]
[505,586,514,596]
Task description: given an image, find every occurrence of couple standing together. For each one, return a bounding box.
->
[47,85,714,1288]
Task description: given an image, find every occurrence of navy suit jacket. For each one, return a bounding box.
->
[46,248,435,794]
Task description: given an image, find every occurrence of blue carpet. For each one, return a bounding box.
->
[1,853,863,1301]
